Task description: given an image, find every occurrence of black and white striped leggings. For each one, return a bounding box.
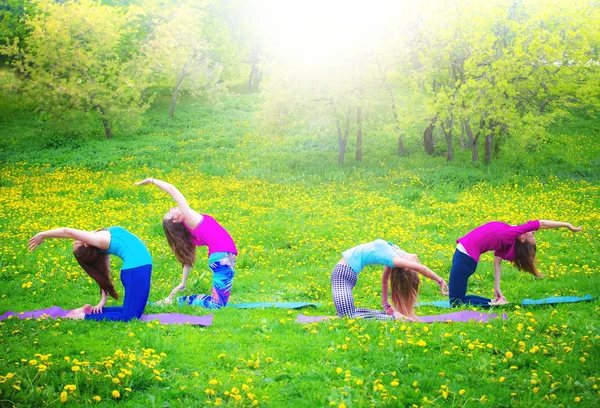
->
[331,263,393,321]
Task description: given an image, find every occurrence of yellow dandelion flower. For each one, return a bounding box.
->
[112,390,120,399]
[60,391,67,403]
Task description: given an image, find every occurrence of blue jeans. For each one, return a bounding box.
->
[85,264,152,322]
[448,249,490,307]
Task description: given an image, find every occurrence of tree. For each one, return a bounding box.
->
[3,0,151,139]
[143,0,242,118]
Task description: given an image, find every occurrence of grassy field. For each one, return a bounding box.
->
[0,93,598,407]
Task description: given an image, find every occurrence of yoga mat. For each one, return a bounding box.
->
[296,310,507,324]
[521,294,597,306]
[419,294,598,308]
[418,300,452,308]
[231,302,319,309]
[0,307,213,326]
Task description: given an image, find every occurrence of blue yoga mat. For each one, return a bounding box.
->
[521,295,597,306]
[419,294,597,308]
[418,300,452,308]
[231,302,319,309]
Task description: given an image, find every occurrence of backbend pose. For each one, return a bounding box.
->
[332,239,448,321]
[28,226,152,321]
[135,178,238,309]
[449,220,582,307]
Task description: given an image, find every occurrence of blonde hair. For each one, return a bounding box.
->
[162,218,196,266]
[389,267,420,320]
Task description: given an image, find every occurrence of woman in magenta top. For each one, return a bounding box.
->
[449,220,582,307]
[136,177,237,308]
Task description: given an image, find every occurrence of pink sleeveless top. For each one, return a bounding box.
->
[184,214,238,256]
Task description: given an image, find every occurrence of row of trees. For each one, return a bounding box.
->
[1,0,254,138]
[1,0,599,163]
[260,0,600,163]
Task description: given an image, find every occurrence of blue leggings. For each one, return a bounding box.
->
[178,255,235,309]
[448,249,491,307]
[85,264,152,322]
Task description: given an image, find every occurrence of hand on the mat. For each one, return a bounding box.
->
[28,233,45,251]
[494,288,506,303]
[438,279,449,295]
[383,303,394,316]
[393,311,415,322]
[568,224,582,232]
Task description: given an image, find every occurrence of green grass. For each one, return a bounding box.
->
[0,91,598,407]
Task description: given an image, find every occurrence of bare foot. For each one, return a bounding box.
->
[490,299,508,306]
[66,304,92,319]
[156,297,174,306]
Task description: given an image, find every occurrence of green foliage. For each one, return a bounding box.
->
[2,0,153,139]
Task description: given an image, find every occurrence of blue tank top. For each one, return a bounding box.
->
[105,227,152,269]
[342,239,397,274]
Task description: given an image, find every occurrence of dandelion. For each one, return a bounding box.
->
[574,397,582,402]
[93,396,101,402]
[505,351,513,358]
[37,364,48,372]
[459,389,465,396]
[112,390,120,399]
[71,366,80,372]
[60,391,67,403]
[64,384,76,392]
[391,380,399,387]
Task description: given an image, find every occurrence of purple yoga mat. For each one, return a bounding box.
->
[0,307,212,326]
[296,310,507,324]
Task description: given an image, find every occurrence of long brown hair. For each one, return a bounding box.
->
[73,245,118,300]
[162,218,196,266]
[389,267,420,320]
[513,240,541,277]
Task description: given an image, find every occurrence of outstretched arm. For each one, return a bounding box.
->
[28,228,110,251]
[392,256,449,295]
[539,220,582,232]
[135,178,202,228]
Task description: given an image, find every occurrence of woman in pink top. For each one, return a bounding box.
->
[448,220,582,307]
[135,178,238,308]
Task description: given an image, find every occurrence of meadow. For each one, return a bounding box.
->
[0,93,598,407]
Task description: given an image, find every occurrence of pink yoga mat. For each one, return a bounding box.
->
[296,310,507,324]
[0,306,213,326]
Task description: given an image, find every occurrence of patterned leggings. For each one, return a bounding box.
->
[331,263,392,321]
[178,254,235,309]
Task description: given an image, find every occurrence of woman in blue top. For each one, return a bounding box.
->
[28,226,152,321]
[332,240,448,321]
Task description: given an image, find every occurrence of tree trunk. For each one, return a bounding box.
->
[464,120,479,162]
[442,123,453,161]
[170,70,188,118]
[375,61,405,155]
[355,106,362,162]
[398,134,405,154]
[423,119,435,155]
[484,133,494,164]
[102,117,112,139]
[336,114,350,165]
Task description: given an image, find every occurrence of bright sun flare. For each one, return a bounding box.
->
[253,0,406,67]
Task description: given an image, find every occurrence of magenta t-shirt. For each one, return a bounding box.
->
[184,214,238,256]
[457,220,540,262]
